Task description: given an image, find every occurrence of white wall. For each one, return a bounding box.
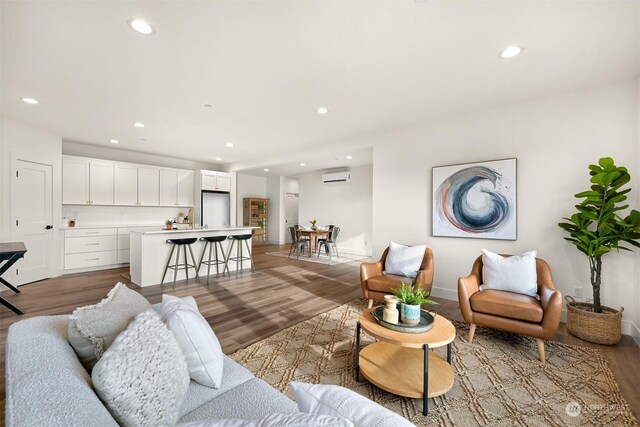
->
[1,117,64,279]
[298,165,373,256]
[236,173,267,225]
[266,176,282,244]
[365,79,639,337]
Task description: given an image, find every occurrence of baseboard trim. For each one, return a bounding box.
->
[430,286,457,301]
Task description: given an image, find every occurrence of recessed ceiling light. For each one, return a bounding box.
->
[317,107,328,115]
[110,139,119,144]
[141,138,147,142]
[264,168,269,172]
[128,19,154,35]
[21,97,39,104]
[346,155,353,160]
[134,122,145,128]
[300,163,306,166]
[226,142,234,148]
[499,46,523,59]
[204,104,213,108]
[215,157,223,161]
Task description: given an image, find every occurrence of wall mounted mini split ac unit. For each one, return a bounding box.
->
[322,171,351,184]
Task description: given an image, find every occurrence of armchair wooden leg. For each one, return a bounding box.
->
[536,338,546,363]
[468,323,476,343]
[367,299,373,309]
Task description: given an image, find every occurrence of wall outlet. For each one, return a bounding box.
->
[572,286,583,298]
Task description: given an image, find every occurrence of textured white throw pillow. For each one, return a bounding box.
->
[177,412,353,427]
[161,294,224,389]
[68,282,151,370]
[92,309,190,427]
[480,249,538,297]
[384,241,427,278]
[291,382,414,427]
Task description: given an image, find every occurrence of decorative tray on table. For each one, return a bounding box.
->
[372,306,435,334]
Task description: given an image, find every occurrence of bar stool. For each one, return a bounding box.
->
[161,238,200,286]
[224,234,255,276]
[198,235,229,283]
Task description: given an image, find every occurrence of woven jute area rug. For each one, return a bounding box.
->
[229,299,637,427]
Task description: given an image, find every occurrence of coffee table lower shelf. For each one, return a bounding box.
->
[358,342,454,407]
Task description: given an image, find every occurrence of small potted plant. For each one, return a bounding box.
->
[391,281,438,325]
[164,219,173,230]
[309,219,318,231]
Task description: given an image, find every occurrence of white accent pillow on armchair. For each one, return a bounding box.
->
[480,249,538,297]
[384,241,426,278]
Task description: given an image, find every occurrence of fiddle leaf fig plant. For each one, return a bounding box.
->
[558,157,640,313]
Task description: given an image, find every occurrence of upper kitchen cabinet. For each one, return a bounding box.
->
[138,167,160,206]
[160,169,194,207]
[62,157,113,205]
[114,164,138,205]
[114,165,160,206]
[62,157,89,204]
[201,171,231,192]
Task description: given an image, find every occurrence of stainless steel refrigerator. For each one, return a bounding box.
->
[201,191,230,228]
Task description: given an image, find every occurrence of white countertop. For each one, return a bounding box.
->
[61,223,180,230]
[130,225,258,235]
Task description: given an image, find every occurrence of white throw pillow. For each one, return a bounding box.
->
[384,241,427,278]
[92,309,190,427]
[177,412,353,427]
[161,294,224,389]
[68,282,152,371]
[480,249,538,297]
[290,382,414,427]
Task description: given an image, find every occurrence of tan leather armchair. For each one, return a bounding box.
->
[360,246,434,308]
[458,255,562,362]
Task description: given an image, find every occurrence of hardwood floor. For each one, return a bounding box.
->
[1,244,638,424]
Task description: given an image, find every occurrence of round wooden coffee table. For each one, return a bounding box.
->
[355,308,456,415]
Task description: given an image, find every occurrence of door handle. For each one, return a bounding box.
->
[45,225,53,230]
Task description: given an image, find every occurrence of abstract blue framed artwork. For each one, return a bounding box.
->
[432,158,517,240]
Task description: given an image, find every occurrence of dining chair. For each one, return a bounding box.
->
[318,226,340,261]
[288,226,310,259]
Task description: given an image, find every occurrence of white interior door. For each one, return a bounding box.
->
[284,193,299,243]
[11,159,53,285]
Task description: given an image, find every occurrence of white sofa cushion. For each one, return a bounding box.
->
[92,309,190,427]
[290,382,414,427]
[384,241,426,278]
[68,282,151,370]
[480,249,538,297]
[161,294,224,389]
[178,412,352,427]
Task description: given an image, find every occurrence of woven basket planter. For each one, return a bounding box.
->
[565,296,624,345]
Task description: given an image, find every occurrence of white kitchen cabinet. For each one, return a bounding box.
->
[63,157,113,205]
[201,172,231,192]
[114,164,138,205]
[114,165,159,206]
[62,157,90,204]
[160,169,194,207]
[64,227,118,270]
[177,171,194,206]
[89,161,114,205]
[138,167,160,206]
[159,169,178,206]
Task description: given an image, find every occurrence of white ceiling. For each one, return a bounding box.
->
[240,146,373,177]
[2,1,638,169]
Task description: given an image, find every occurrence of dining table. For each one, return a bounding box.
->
[297,229,330,256]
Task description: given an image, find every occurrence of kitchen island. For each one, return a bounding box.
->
[129,226,256,287]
